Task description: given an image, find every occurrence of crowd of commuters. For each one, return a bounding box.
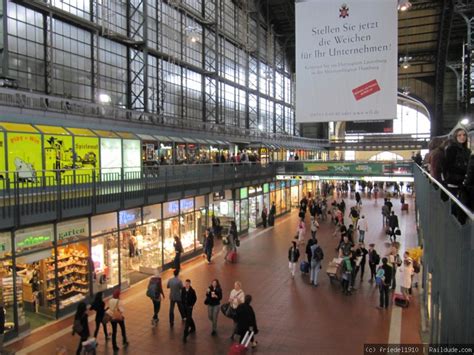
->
[67,178,424,354]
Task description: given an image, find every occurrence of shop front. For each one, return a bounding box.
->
[238,187,249,233]
[248,185,264,229]
[291,180,303,208]
[208,190,234,229]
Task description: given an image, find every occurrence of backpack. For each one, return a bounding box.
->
[412,260,421,273]
[375,267,385,286]
[312,246,324,262]
[146,281,157,299]
[373,251,380,265]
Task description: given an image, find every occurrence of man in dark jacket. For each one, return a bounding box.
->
[235,295,259,348]
[203,229,214,264]
[388,212,399,242]
[378,258,393,309]
[182,279,197,343]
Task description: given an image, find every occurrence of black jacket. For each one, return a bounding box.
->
[444,141,470,187]
[181,286,197,308]
[74,313,90,339]
[0,306,5,334]
[388,215,399,229]
[288,247,300,262]
[235,303,258,336]
[381,264,393,285]
[205,285,222,306]
[90,299,106,321]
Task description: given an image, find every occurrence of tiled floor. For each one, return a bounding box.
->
[7,192,422,355]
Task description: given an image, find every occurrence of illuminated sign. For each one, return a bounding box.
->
[240,187,248,199]
[180,198,194,212]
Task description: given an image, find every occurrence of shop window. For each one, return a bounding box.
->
[91,235,119,293]
[240,199,249,231]
[163,217,179,264]
[0,232,19,335]
[180,212,195,253]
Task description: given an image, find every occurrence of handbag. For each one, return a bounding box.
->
[111,301,124,322]
[235,239,240,247]
[395,229,401,236]
[102,313,112,324]
[220,302,237,319]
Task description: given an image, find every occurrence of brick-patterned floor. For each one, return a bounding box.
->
[7,192,421,355]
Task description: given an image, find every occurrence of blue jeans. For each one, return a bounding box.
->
[359,230,365,242]
[310,260,321,285]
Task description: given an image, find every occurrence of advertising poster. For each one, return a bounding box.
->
[100,138,122,178]
[74,136,100,177]
[123,139,141,174]
[44,134,74,185]
[7,132,42,184]
[296,0,397,122]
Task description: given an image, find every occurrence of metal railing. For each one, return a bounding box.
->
[0,163,276,229]
[0,87,328,149]
[413,165,473,344]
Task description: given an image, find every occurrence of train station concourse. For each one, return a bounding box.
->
[0,0,473,354]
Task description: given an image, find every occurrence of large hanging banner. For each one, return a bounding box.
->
[296,0,397,122]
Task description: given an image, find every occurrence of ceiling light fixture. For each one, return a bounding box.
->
[399,56,412,69]
[398,0,412,11]
[98,93,111,104]
[460,117,469,125]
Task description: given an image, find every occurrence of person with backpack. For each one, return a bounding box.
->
[309,239,324,286]
[377,258,393,309]
[90,291,109,340]
[341,254,353,295]
[205,279,222,336]
[72,302,90,355]
[368,243,380,283]
[288,241,300,278]
[107,289,128,352]
[147,271,165,326]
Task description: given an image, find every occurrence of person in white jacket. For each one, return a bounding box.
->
[229,281,245,340]
[358,215,368,243]
[398,259,414,302]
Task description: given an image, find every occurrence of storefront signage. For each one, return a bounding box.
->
[240,187,248,199]
[303,162,413,176]
[119,208,141,227]
[213,191,225,201]
[263,183,269,194]
[15,226,53,252]
[7,132,42,184]
[57,220,88,242]
[180,198,194,213]
[74,136,100,172]
[276,175,319,181]
[167,201,179,216]
[248,186,262,197]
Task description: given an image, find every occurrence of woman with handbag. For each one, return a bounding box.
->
[205,279,223,336]
[90,291,109,341]
[107,289,128,352]
[72,302,89,355]
[228,281,245,340]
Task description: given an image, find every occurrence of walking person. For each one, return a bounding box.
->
[305,237,315,265]
[288,241,300,278]
[355,191,362,207]
[296,219,306,246]
[377,258,393,309]
[203,228,214,264]
[310,239,324,286]
[173,236,184,271]
[388,212,399,242]
[224,224,237,262]
[268,202,276,226]
[235,295,259,348]
[72,302,90,355]
[368,244,380,283]
[182,279,197,343]
[357,243,369,282]
[205,279,222,336]
[90,291,109,340]
[399,259,414,303]
[229,281,245,340]
[358,215,368,243]
[261,206,268,228]
[107,289,128,352]
[310,217,319,239]
[146,271,165,326]
[167,269,185,327]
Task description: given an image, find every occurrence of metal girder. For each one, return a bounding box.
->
[0,0,8,78]
[433,0,454,136]
[203,0,218,123]
[128,0,147,113]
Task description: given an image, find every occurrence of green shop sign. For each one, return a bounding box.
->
[58,226,86,241]
[16,235,51,248]
[240,187,248,199]
[303,162,413,177]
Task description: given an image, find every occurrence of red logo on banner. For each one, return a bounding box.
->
[352,80,381,101]
[339,4,349,18]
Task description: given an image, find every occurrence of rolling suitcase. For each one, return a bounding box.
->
[228,331,254,355]
[393,293,409,308]
[300,261,310,273]
[401,203,409,212]
[229,251,238,263]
